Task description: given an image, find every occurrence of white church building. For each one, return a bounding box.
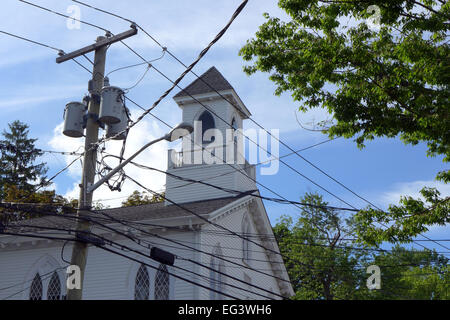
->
[0,67,293,300]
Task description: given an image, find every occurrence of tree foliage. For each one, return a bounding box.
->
[121,190,165,207]
[240,0,449,244]
[369,246,449,299]
[0,120,48,200]
[273,192,371,299]
[274,193,450,300]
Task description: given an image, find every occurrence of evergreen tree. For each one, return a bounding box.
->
[0,120,48,200]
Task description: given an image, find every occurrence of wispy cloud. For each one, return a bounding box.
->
[380,180,450,207]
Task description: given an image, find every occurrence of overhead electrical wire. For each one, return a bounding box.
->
[2,211,447,301]
[106,48,166,77]
[2,2,445,300]
[0,29,92,76]
[1,204,288,298]
[14,0,447,254]
[31,0,337,249]
[0,29,61,52]
[1,266,67,300]
[1,202,448,284]
[17,0,110,33]
[95,0,250,144]
[3,201,448,257]
[3,222,281,299]
[68,0,450,252]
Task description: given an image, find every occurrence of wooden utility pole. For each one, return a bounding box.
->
[57,27,138,300]
[66,36,106,300]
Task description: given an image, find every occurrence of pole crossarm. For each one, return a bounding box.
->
[56,26,138,63]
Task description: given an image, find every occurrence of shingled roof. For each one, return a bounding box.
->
[10,196,242,230]
[173,66,234,98]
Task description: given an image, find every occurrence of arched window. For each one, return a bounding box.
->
[47,272,61,300]
[231,117,238,143]
[134,264,150,300]
[198,111,215,144]
[209,245,226,300]
[231,117,238,131]
[209,257,217,300]
[154,264,170,300]
[242,215,251,263]
[29,273,43,300]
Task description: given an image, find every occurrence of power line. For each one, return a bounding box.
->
[17,0,110,33]
[12,1,444,290]
[4,222,281,299]
[0,30,61,52]
[1,266,66,300]
[3,201,448,257]
[1,203,293,295]
[2,202,449,279]
[101,152,359,212]
[1,206,287,298]
[93,0,250,144]
[106,48,166,77]
[2,227,245,300]
[0,29,91,73]
[3,216,447,301]
[16,0,444,257]
[71,0,449,252]
[66,0,358,209]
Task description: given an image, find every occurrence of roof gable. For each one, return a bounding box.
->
[173,66,234,98]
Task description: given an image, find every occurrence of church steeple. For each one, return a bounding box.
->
[165,66,256,205]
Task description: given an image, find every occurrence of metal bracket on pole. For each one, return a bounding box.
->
[56,26,138,64]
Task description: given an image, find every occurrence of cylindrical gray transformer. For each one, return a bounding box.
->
[99,86,125,124]
[63,102,85,138]
[106,107,129,140]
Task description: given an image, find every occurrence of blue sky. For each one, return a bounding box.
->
[0,0,448,253]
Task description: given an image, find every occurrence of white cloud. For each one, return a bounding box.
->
[0,84,86,111]
[49,112,170,207]
[380,180,450,207]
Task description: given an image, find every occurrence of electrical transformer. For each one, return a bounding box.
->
[63,101,86,138]
[106,106,130,140]
[99,86,125,124]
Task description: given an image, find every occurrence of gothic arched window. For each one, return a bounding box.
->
[134,264,150,300]
[29,273,43,300]
[47,272,61,300]
[209,245,226,300]
[155,264,170,300]
[242,215,251,263]
[231,117,238,143]
[198,111,215,144]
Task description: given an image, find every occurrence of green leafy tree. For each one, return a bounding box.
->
[273,192,372,300]
[0,120,48,200]
[368,246,449,300]
[121,190,165,207]
[274,193,450,300]
[240,0,449,244]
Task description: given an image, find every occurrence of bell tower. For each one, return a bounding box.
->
[165,67,256,204]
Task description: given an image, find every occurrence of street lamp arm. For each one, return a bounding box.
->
[87,136,166,194]
[86,122,193,194]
